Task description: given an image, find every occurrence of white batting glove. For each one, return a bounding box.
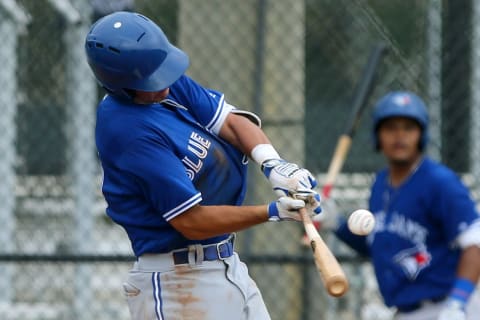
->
[292,188,322,215]
[437,300,466,320]
[268,197,306,221]
[261,159,318,197]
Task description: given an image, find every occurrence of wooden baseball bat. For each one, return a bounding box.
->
[300,207,349,297]
[322,42,388,199]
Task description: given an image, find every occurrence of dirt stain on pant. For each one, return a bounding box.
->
[162,266,207,319]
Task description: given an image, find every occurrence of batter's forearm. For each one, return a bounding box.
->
[169,204,270,240]
[456,245,480,283]
[219,113,271,156]
[334,221,371,257]
[443,246,480,308]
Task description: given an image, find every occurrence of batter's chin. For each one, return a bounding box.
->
[389,157,417,168]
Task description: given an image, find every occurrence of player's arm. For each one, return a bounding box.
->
[334,220,370,256]
[170,204,268,239]
[168,112,321,239]
[456,245,480,283]
[438,219,480,319]
[447,223,480,301]
[218,111,271,155]
[170,199,307,240]
[219,111,320,205]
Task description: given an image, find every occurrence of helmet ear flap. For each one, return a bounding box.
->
[372,118,380,151]
[419,129,428,151]
[373,125,381,152]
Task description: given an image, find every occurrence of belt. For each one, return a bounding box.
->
[172,234,235,265]
[396,295,447,313]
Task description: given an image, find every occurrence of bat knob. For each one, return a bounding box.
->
[327,277,349,297]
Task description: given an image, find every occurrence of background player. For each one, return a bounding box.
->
[317,91,480,319]
[84,11,321,320]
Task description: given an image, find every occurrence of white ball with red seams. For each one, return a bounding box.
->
[348,209,375,236]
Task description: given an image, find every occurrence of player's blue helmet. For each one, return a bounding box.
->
[85,11,189,100]
[372,91,429,150]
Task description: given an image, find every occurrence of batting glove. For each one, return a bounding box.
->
[268,197,306,221]
[292,188,322,215]
[261,159,318,197]
[437,300,466,320]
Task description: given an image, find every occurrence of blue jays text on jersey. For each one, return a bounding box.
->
[182,131,211,180]
[335,157,480,309]
[95,75,249,256]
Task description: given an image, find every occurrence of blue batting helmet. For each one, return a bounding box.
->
[372,91,429,150]
[85,11,189,100]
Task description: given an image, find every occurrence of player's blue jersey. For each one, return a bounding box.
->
[335,157,480,308]
[95,75,248,256]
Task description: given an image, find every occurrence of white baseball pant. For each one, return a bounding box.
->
[122,251,270,320]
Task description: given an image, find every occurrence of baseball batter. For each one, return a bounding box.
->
[330,92,480,319]
[84,11,321,320]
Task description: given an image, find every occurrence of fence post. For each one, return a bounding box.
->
[471,0,480,180]
[55,0,96,318]
[0,0,29,304]
[426,0,443,160]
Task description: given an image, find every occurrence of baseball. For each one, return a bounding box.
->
[348,209,375,236]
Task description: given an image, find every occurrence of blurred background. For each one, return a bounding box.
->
[0,0,478,319]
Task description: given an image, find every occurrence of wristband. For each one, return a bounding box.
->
[251,144,280,165]
[448,277,476,307]
[267,201,280,221]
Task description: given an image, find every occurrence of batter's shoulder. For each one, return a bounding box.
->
[169,75,195,94]
[423,157,457,179]
[422,157,465,190]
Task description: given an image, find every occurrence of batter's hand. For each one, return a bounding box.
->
[292,188,322,215]
[261,159,317,197]
[437,300,466,320]
[268,197,306,221]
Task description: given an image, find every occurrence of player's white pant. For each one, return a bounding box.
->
[123,252,271,320]
[394,288,480,320]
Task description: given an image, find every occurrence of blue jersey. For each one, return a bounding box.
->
[336,157,480,308]
[95,75,248,256]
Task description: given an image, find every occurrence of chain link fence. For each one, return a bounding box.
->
[0,0,479,319]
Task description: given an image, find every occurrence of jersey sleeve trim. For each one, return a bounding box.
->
[231,108,262,127]
[456,218,480,248]
[162,192,203,221]
[205,95,232,135]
